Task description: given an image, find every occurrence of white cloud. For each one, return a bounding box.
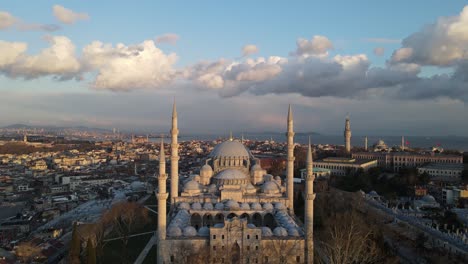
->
[9,36,81,79]
[391,47,413,62]
[373,47,385,56]
[0,11,16,29]
[53,5,89,24]
[0,10,60,32]
[242,44,259,56]
[0,41,27,68]
[155,33,180,45]
[83,40,178,90]
[292,35,333,57]
[391,5,468,66]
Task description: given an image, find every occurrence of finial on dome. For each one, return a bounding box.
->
[229,131,233,141]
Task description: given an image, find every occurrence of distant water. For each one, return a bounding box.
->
[170,134,468,152]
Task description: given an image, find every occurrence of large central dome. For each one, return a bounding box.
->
[209,140,250,158]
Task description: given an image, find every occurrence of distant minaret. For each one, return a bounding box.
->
[157,139,168,264]
[170,101,179,204]
[364,136,368,152]
[229,131,233,141]
[286,105,295,213]
[241,133,244,143]
[305,137,315,264]
[131,134,135,143]
[401,136,405,151]
[23,134,27,143]
[344,115,352,153]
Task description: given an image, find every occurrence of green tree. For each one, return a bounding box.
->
[86,238,96,264]
[68,222,81,264]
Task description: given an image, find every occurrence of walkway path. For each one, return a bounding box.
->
[134,234,157,264]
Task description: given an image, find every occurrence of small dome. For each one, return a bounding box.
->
[209,141,250,158]
[203,203,214,210]
[275,176,282,181]
[262,181,281,194]
[262,227,273,237]
[191,202,202,210]
[225,200,240,210]
[369,190,378,196]
[215,202,224,210]
[240,203,250,210]
[251,202,262,210]
[422,195,436,203]
[274,202,286,210]
[201,164,213,172]
[251,163,262,171]
[214,223,224,228]
[215,169,248,180]
[288,227,300,237]
[167,226,182,237]
[198,226,210,237]
[183,226,197,237]
[178,202,190,210]
[273,227,288,237]
[247,223,256,228]
[263,203,274,210]
[184,180,200,191]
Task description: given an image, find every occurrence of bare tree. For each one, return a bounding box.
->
[265,238,303,264]
[102,201,149,263]
[315,212,389,264]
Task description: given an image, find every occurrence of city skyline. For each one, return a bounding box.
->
[1,1,467,136]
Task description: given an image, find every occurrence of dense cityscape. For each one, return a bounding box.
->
[2,1,468,264]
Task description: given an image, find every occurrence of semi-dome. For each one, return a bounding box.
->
[262,181,281,194]
[201,164,213,172]
[209,140,250,158]
[203,203,214,210]
[184,180,200,191]
[183,226,197,237]
[215,169,248,180]
[251,202,262,210]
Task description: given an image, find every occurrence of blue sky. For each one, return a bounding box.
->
[0,1,467,136]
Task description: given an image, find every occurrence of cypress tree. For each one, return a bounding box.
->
[86,237,97,264]
[68,222,81,264]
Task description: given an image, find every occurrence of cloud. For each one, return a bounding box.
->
[390,5,468,66]
[83,40,178,90]
[0,36,80,79]
[364,38,401,44]
[373,47,385,56]
[53,5,89,24]
[8,36,81,79]
[0,10,60,32]
[242,44,259,56]
[0,11,16,29]
[155,33,180,45]
[292,35,333,57]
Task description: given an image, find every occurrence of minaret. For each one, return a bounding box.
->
[23,134,27,143]
[286,105,295,213]
[157,139,168,264]
[364,136,368,152]
[170,101,179,204]
[401,136,405,151]
[344,115,352,154]
[305,137,315,264]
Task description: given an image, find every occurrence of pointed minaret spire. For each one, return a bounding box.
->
[157,137,168,264]
[364,136,368,152]
[286,104,295,213]
[305,136,315,264]
[170,100,179,204]
[401,136,405,151]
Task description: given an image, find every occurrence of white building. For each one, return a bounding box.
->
[314,157,378,176]
[418,163,464,183]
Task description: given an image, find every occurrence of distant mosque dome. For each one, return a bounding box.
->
[209,140,250,158]
[422,195,436,203]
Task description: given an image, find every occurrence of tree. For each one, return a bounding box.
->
[265,238,303,264]
[102,202,149,263]
[15,241,42,263]
[268,159,285,176]
[68,222,81,264]
[86,237,97,264]
[462,169,468,185]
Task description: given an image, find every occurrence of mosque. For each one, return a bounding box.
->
[156,104,315,264]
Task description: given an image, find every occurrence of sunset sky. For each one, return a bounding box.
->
[0,1,467,136]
